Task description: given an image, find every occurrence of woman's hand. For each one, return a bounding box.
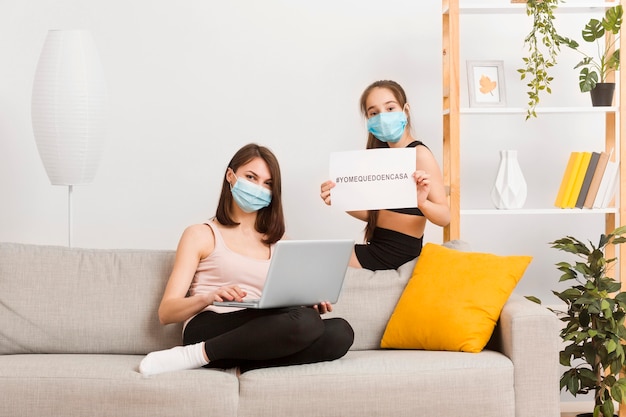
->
[413,170,431,207]
[212,285,247,303]
[313,301,333,315]
[320,180,335,206]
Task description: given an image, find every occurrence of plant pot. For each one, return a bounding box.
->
[576,413,617,417]
[590,82,616,106]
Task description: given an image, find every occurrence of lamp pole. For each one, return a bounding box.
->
[68,185,73,248]
[31,30,107,247]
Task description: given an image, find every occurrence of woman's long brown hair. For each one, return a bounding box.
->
[215,143,285,244]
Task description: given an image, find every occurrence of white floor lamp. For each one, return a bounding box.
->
[31,30,108,247]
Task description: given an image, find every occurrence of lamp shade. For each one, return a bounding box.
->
[31,30,107,186]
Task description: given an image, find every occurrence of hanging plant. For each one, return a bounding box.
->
[517,0,563,120]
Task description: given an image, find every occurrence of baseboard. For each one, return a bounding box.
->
[560,401,593,413]
[560,400,620,414]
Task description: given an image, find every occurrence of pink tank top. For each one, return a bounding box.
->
[187,220,273,316]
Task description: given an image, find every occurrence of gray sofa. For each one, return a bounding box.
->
[0,242,560,417]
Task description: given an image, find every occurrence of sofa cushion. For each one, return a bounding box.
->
[326,260,414,350]
[237,349,515,417]
[0,354,239,417]
[380,243,531,353]
[0,243,181,355]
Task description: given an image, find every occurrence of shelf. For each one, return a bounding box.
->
[461,207,618,215]
[459,106,618,114]
[443,106,618,116]
[455,2,618,14]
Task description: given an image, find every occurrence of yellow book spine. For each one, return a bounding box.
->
[564,152,592,208]
[554,152,579,208]
[558,152,584,208]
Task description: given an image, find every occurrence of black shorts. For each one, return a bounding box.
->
[354,227,423,271]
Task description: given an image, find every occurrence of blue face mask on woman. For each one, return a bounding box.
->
[367,111,407,143]
[230,175,272,213]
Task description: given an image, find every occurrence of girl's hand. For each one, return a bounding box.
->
[212,285,247,304]
[313,301,333,315]
[413,170,431,207]
[320,180,336,206]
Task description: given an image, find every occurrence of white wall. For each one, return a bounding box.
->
[0,0,442,249]
[1,0,614,407]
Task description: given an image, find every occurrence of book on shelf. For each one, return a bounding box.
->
[575,152,600,208]
[600,161,620,208]
[583,151,610,208]
[564,151,592,208]
[554,152,583,208]
[593,159,619,208]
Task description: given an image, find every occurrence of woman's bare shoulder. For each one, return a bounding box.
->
[178,223,216,256]
[183,222,213,235]
[414,143,440,165]
[414,142,434,156]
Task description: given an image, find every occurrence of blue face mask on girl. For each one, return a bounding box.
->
[230,174,272,213]
[367,111,407,143]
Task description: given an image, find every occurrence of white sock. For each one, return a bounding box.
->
[139,342,209,376]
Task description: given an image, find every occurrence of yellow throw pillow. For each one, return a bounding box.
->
[380,243,532,353]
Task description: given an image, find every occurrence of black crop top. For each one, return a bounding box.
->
[385,140,425,217]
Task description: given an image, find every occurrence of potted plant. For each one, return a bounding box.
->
[528,225,626,417]
[558,5,622,106]
[518,0,563,120]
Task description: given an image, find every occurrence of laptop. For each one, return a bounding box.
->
[213,239,354,309]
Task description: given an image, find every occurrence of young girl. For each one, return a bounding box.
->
[140,143,353,376]
[320,80,450,271]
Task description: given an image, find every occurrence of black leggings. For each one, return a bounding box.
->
[183,306,354,373]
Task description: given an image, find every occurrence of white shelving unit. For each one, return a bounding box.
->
[442,0,625,278]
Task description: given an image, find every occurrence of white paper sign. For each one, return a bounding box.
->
[329,148,416,211]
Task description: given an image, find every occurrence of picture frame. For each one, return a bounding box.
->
[466,60,506,107]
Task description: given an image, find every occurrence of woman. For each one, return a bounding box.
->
[320,80,450,271]
[140,143,354,376]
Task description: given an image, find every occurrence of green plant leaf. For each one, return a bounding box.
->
[580,309,590,327]
[557,35,578,48]
[603,4,623,35]
[573,57,594,70]
[524,295,542,304]
[613,225,626,236]
[615,292,626,305]
[582,18,605,42]
[606,281,621,293]
[607,49,620,72]
[611,378,626,404]
[606,338,617,353]
[613,233,626,244]
[579,67,599,92]
[601,399,614,417]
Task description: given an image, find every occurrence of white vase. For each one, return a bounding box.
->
[491,150,527,209]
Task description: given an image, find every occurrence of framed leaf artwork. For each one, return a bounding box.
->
[466,60,506,107]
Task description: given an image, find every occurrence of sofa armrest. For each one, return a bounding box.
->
[494,294,560,417]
